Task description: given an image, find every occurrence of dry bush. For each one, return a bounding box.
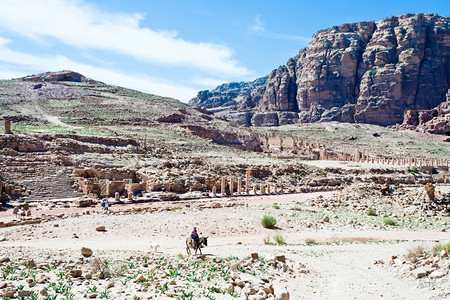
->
[90,257,129,278]
[305,238,316,245]
[405,245,426,263]
[329,236,379,243]
[424,183,435,201]
[273,233,285,245]
[263,235,271,245]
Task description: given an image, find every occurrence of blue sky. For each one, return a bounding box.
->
[0,0,448,101]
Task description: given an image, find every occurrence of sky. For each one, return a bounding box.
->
[0,0,448,102]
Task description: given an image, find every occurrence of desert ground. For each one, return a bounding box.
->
[0,187,449,300]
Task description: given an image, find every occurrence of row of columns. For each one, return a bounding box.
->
[259,134,448,169]
[350,148,449,168]
[212,170,278,197]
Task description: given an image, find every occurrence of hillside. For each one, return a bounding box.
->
[0,70,260,151]
[190,13,450,131]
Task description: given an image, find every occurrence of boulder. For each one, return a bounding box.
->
[411,267,428,278]
[70,269,83,277]
[81,247,93,257]
[95,226,106,232]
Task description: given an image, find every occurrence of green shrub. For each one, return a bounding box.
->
[171,206,183,211]
[273,233,285,245]
[261,215,277,229]
[433,242,450,255]
[407,166,420,175]
[272,204,280,209]
[366,207,377,216]
[384,217,397,226]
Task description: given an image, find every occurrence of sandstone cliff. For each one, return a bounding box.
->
[397,89,450,135]
[190,14,450,129]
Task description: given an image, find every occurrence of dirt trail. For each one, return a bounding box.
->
[1,192,448,299]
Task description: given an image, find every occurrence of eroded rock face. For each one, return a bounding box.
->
[397,89,450,135]
[190,14,450,128]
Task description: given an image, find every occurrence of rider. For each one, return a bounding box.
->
[190,227,199,249]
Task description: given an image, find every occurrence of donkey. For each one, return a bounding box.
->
[186,236,208,255]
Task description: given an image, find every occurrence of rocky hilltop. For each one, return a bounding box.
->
[190,14,450,129]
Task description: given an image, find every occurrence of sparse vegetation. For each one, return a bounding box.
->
[272,204,280,209]
[261,215,277,229]
[273,233,285,245]
[305,238,316,245]
[263,235,271,245]
[407,166,420,175]
[383,217,397,226]
[366,207,377,216]
[405,245,426,263]
[433,242,450,255]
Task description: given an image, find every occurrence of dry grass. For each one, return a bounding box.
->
[305,238,316,245]
[329,236,379,243]
[405,245,426,263]
[273,233,285,245]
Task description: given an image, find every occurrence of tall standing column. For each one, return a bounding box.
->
[246,170,251,195]
[221,177,226,195]
[238,178,242,195]
[229,177,234,195]
[212,186,216,197]
[4,120,12,134]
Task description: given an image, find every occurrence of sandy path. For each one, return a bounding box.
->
[1,191,448,299]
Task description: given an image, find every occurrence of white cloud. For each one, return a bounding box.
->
[189,77,228,88]
[0,38,198,101]
[251,15,265,33]
[249,14,310,43]
[0,0,250,77]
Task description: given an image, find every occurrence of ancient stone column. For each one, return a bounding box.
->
[267,183,271,194]
[229,177,234,195]
[4,120,12,134]
[128,192,133,200]
[253,185,258,195]
[115,192,120,201]
[238,178,242,195]
[212,186,216,197]
[274,185,278,194]
[221,177,226,195]
[246,170,251,194]
[261,185,266,194]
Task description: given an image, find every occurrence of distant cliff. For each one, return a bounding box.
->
[189,13,450,129]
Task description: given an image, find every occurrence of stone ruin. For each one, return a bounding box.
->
[73,169,145,201]
[4,119,12,134]
[258,133,450,175]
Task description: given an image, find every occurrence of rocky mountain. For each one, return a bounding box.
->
[189,13,450,128]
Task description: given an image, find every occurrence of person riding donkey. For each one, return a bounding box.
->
[190,227,199,251]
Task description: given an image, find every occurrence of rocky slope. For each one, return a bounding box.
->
[0,70,261,151]
[190,13,450,128]
[397,89,450,135]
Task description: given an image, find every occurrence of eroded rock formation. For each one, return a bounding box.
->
[190,14,450,128]
[397,89,450,135]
